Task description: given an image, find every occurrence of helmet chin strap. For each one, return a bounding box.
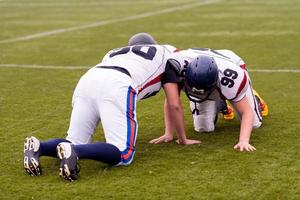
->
[186,87,216,103]
[185,86,218,116]
[191,87,205,95]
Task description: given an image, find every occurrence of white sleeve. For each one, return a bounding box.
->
[163,44,186,72]
[231,72,249,102]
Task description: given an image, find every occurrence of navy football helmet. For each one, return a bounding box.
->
[185,55,219,95]
[128,32,157,46]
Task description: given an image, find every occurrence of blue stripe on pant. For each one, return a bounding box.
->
[120,86,137,165]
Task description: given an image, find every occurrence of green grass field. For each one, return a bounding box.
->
[1,0,300,199]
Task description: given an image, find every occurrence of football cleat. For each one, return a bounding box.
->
[24,136,42,176]
[223,101,235,120]
[57,142,80,181]
[253,89,269,117]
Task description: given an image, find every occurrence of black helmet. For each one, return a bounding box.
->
[128,32,157,46]
[185,55,219,94]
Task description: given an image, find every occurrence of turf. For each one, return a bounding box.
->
[0,0,299,199]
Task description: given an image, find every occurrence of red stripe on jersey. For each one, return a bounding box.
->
[236,71,248,98]
[138,74,163,93]
[240,64,246,70]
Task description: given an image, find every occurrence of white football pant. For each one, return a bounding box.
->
[66,68,138,165]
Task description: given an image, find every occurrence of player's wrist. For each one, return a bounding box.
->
[238,139,249,144]
[164,132,173,137]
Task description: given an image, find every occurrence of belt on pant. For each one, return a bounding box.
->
[96,66,131,77]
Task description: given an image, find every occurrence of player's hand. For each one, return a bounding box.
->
[234,141,256,152]
[149,134,174,144]
[176,139,201,145]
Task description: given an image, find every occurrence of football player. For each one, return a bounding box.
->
[150,48,268,151]
[24,33,200,181]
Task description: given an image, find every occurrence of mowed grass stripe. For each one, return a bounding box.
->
[0,1,193,7]
[0,0,220,44]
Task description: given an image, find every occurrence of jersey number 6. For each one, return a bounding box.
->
[109,46,157,60]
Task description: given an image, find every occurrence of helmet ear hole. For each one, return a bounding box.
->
[185,55,218,93]
[128,33,157,46]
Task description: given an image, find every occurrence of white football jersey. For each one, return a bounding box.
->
[181,48,249,102]
[97,44,184,100]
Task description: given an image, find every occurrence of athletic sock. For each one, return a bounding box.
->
[40,138,70,157]
[74,142,121,165]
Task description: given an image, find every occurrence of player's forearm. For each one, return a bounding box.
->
[162,83,187,143]
[168,103,187,143]
[164,99,175,136]
[238,111,254,143]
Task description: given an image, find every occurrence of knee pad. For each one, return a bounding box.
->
[193,115,215,133]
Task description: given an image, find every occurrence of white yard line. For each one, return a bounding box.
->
[0,63,299,73]
[0,0,220,44]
